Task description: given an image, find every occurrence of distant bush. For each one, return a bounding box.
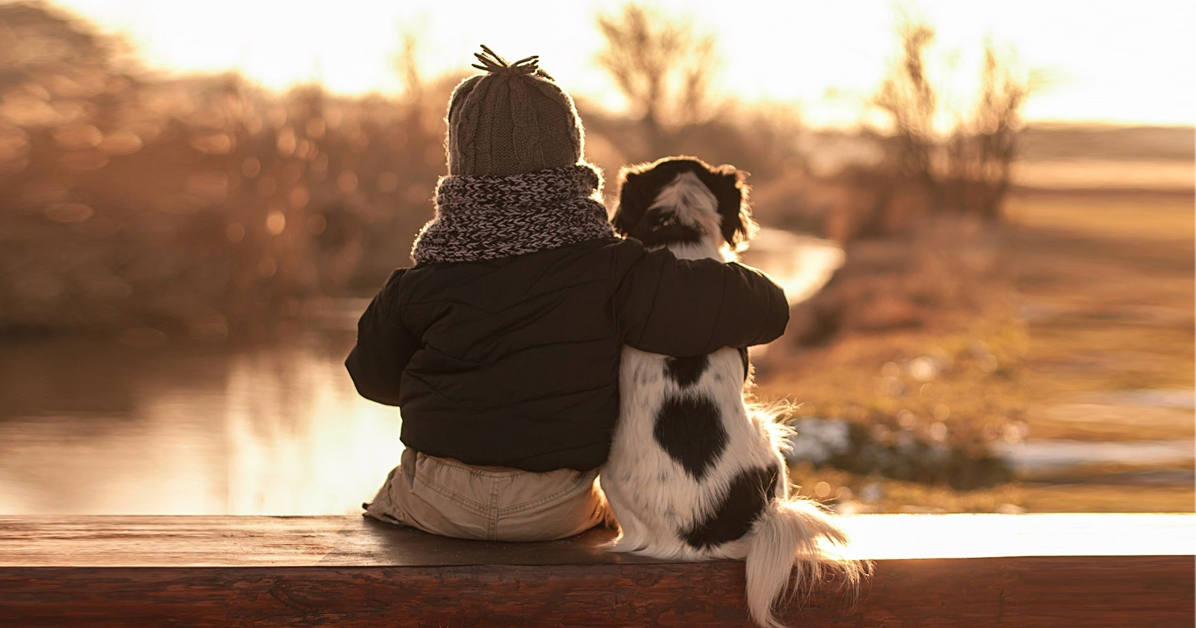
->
[0,3,456,338]
[787,417,1014,490]
[859,15,1029,237]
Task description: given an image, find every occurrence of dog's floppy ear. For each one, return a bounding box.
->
[612,166,649,237]
[707,166,757,249]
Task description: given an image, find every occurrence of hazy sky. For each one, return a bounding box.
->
[52,0,1196,128]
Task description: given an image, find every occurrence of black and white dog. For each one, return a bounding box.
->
[603,157,860,628]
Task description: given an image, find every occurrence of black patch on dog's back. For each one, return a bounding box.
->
[665,354,708,388]
[653,395,727,481]
[682,465,780,549]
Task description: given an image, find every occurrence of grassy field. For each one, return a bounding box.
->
[758,185,1194,514]
[1008,189,1194,512]
[1007,190,1195,397]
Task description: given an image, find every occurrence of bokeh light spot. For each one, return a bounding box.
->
[265,210,286,235]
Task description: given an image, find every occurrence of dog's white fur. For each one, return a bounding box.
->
[603,168,861,628]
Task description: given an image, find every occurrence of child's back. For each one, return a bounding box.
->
[347,47,788,541]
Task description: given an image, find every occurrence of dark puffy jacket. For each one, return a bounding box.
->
[345,237,788,472]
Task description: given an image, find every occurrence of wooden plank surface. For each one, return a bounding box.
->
[0,514,1193,626]
[1,557,1191,627]
[1,513,1192,567]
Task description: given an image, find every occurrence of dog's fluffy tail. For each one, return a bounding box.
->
[744,498,863,628]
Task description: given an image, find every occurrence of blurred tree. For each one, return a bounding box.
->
[943,41,1029,222]
[871,15,940,210]
[865,15,1029,236]
[0,2,463,338]
[0,2,138,193]
[0,2,119,82]
[595,3,717,157]
[970,42,1028,221]
[0,2,149,333]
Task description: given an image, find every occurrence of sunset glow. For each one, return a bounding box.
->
[1,0,1192,523]
[50,0,1196,128]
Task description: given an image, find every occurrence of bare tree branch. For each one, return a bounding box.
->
[595,3,718,150]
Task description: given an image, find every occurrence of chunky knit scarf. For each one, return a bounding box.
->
[411,163,615,265]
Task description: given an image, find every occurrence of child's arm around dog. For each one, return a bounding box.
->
[346,238,786,408]
[611,238,788,358]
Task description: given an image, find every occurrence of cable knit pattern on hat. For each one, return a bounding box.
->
[446,47,584,176]
[508,75,544,168]
[411,163,615,265]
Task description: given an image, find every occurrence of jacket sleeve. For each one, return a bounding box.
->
[345,269,419,406]
[611,242,790,356]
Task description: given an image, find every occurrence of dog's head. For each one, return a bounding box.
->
[612,156,757,254]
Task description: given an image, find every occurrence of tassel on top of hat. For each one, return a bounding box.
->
[471,45,541,77]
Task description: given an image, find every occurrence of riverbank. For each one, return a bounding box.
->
[758,187,1194,513]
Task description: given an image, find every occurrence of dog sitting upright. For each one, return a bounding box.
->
[602,157,861,628]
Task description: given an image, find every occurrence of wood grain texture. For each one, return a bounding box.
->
[2,557,1191,627]
[3,514,1193,567]
[0,515,1193,626]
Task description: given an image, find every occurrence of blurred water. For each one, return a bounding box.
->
[740,229,845,305]
[0,232,843,515]
[997,440,1195,474]
[0,333,401,515]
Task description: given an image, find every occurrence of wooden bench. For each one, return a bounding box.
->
[1,514,1192,626]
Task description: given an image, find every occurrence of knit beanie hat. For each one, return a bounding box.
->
[446,46,585,176]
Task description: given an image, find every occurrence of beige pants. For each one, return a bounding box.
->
[364,448,613,541]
